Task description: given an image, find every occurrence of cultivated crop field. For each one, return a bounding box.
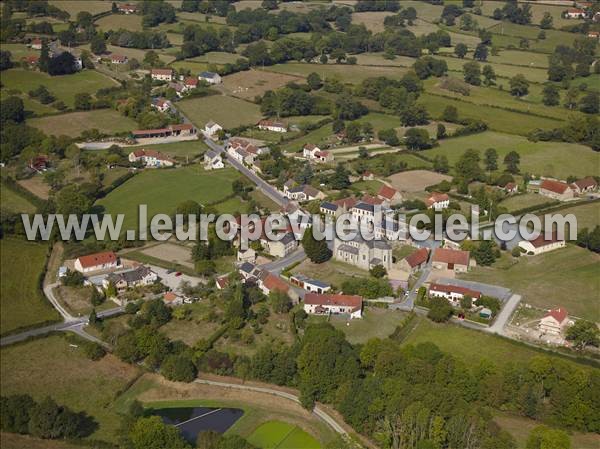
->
[387,169,452,193]
[0,239,58,336]
[29,109,137,137]
[178,95,263,129]
[222,69,303,100]
[1,69,119,108]
[97,166,240,231]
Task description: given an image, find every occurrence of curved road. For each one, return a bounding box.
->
[194,378,347,436]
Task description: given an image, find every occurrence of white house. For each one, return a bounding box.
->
[203,149,224,170]
[429,283,481,308]
[74,251,119,273]
[111,54,128,64]
[539,308,569,335]
[302,144,333,163]
[204,121,223,138]
[151,68,173,81]
[565,8,586,19]
[570,177,598,195]
[539,179,575,201]
[30,38,42,50]
[284,184,325,202]
[117,3,138,14]
[426,192,450,210]
[128,149,175,167]
[518,232,566,256]
[198,71,222,84]
[258,119,287,133]
[102,266,157,294]
[151,97,171,113]
[237,248,256,264]
[303,293,363,319]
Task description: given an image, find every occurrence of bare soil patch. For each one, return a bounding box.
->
[140,242,194,268]
[387,169,452,193]
[17,176,50,199]
[222,69,303,100]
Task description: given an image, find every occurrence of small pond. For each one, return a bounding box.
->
[154,407,244,443]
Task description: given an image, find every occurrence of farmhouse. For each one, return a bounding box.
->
[258,273,290,296]
[426,192,450,210]
[397,247,430,273]
[518,232,566,256]
[103,266,158,294]
[290,274,331,294]
[74,251,119,273]
[28,155,49,172]
[333,235,392,271]
[30,38,42,50]
[111,54,128,64]
[588,31,600,40]
[204,149,224,170]
[265,232,298,258]
[361,194,385,207]
[198,71,222,84]
[258,119,287,133]
[363,171,374,181]
[504,182,518,194]
[302,144,333,163]
[117,3,138,14]
[184,77,198,89]
[431,247,470,272]
[237,248,256,264]
[429,283,481,307]
[377,185,402,205]
[304,293,363,319]
[23,55,39,67]
[565,8,586,19]
[284,184,325,202]
[151,68,173,81]
[128,149,174,167]
[539,179,575,201]
[570,176,598,194]
[204,121,223,138]
[151,97,171,113]
[539,308,569,335]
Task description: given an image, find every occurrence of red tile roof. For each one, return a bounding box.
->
[304,293,362,310]
[429,283,481,299]
[164,292,178,302]
[262,274,289,293]
[77,251,117,269]
[541,179,571,194]
[333,197,357,209]
[151,68,173,76]
[404,248,429,268]
[111,54,127,63]
[572,177,597,190]
[426,192,449,206]
[170,123,194,131]
[216,276,230,289]
[304,143,318,151]
[184,76,198,86]
[259,119,286,128]
[378,185,398,200]
[544,307,568,324]
[526,232,564,248]
[432,248,470,266]
[361,194,384,205]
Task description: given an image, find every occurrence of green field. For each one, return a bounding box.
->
[0,183,37,213]
[546,202,600,231]
[248,421,321,449]
[436,55,550,84]
[130,140,209,159]
[499,193,557,213]
[418,93,564,136]
[29,109,137,137]
[279,123,334,153]
[95,13,143,32]
[97,166,240,231]
[462,245,600,321]
[324,307,409,345]
[1,69,118,107]
[0,334,140,442]
[0,239,59,336]
[49,0,112,15]
[266,63,410,83]
[178,95,263,129]
[422,131,600,179]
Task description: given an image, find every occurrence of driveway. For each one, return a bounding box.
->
[148,264,205,291]
[487,294,522,335]
[434,278,512,301]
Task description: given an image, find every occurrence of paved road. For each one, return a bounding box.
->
[0,304,124,347]
[194,378,347,435]
[487,294,522,334]
[44,282,75,322]
[259,247,306,274]
[204,139,289,208]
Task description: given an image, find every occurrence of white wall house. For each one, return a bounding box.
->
[518,233,566,256]
[539,308,569,335]
[199,71,222,84]
[303,293,363,319]
[74,251,119,273]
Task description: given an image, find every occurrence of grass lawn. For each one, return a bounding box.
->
[265,63,410,84]
[29,109,137,138]
[393,244,417,261]
[350,179,384,195]
[250,190,280,212]
[95,13,143,32]
[49,0,111,15]
[1,69,118,108]
[0,239,59,336]
[279,123,334,153]
[0,334,140,443]
[131,140,209,159]
[322,307,409,345]
[1,433,92,449]
[486,49,550,69]
[418,93,564,136]
[178,95,263,129]
[422,131,600,179]
[436,55,550,84]
[494,412,600,449]
[160,302,221,346]
[546,202,600,231]
[499,193,557,213]
[97,166,240,231]
[248,420,321,449]
[289,259,368,289]
[0,183,37,213]
[461,245,600,322]
[401,316,594,369]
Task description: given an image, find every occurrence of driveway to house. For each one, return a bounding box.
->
[486,294,522,335]
[194,378,347,436]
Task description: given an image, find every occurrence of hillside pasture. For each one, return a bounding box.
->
[222,69,304,100]
[49,0,111,15]
[422,131,600,179]
[0,183,37,214]
[95,13,144,32]
[0,239,58,336]
[178,95,263,129]
[266,63,410,83]
[351,11,395,33]
[0,69,118,107]
[29,109,137,138]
